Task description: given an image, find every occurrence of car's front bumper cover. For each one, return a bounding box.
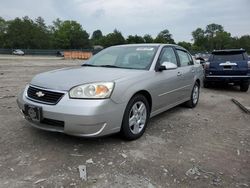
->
[17,86,126,137]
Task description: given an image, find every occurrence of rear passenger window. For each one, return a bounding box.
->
[177,50,193,66]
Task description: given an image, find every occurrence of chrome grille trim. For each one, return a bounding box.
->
[26,85,65,105]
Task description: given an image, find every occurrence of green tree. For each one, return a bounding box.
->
[192,28,205,42]
[154,29,175,44]
[0,17,8,48]
[205,23,224,38]
[52,20,90,49]
[143,34,154,43]
[126,35,145,44]
[212,31,232,49]
[233,35,250,53]
[5,16,34,48]
[192,28,207,51]
[52,18,62,31]
[191,24,234,52]
[4,16,51,49]
[100,29,125,47]
[205,24,224,50]
[34,17,52,48]
[178,41,192,51]
[91,30,103,45]
[91,30,103,40]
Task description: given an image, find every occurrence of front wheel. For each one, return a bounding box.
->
[120,94,150,140]
[185,82,200,108]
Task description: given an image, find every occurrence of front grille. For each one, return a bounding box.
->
[27,86,64,105]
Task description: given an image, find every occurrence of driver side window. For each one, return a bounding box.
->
[159,47,178,65]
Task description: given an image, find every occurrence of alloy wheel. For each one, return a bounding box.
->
[128,101,147,134]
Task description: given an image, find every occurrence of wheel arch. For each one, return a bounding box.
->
[131,90,152,113]
[195,78,201,87]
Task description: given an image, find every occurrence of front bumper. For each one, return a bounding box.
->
[17,86,126,137]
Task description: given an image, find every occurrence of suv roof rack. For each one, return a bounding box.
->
[212,49,246,53]
[212,49,246,54]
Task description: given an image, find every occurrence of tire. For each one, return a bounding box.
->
[240,82,249,92]
[185,82,200,108]
[120,94,150,140]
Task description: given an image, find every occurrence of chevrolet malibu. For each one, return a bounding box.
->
[17,44,203,140]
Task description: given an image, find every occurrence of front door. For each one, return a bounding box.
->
[151,47,183,110]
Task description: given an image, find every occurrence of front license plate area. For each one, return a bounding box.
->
[24,105,43,122]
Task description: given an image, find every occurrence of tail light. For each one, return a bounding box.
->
[204,62,210,70]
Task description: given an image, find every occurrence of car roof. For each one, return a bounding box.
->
[112,43,187,51]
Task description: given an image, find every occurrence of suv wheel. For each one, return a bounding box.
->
[186,82,200,108]
[120,94,150,140]
[240,82,249,92]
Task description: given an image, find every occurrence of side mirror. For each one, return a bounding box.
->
[158,62,177,71]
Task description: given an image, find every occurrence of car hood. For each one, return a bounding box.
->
[30,66,147,91]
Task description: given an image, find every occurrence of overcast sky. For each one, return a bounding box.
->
[1,0,250,42]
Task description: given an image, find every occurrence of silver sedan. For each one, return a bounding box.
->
[17,44,203,140]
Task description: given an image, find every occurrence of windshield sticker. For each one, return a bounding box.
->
[136,47,154,51]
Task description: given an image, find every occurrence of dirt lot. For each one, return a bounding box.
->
[0,58,249,188]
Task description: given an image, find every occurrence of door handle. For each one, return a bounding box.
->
[177,72,182,76]
[191,69,195,73]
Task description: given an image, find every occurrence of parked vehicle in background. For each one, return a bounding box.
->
[93,45,104,55]
[12,49,25,56]
[195,57,206,67]
[17,44,203,140]
[56,51,64,57]
[204,49,250,92]
[195,53,210,62]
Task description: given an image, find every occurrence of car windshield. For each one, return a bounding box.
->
[212,53,244,61]
[84,46,158,70]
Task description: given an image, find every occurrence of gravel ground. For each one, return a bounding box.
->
[0,58,249,188]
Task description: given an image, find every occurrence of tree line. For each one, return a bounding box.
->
[0,16,249,53]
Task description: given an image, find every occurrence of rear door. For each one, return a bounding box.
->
[209,52,248,75]
[175,49,195,98]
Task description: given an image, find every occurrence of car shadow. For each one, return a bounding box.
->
[26,123,123,145]
[149,105,183,123]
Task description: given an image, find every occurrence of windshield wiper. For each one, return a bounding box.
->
[81,64,97,67]
[82,64,133,69]
[99,65,120,68]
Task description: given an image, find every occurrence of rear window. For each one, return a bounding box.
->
[211,52,245,61]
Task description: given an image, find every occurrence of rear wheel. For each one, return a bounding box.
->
[185,82,200,108]
[120,94,150,140]
[240,82,249,92]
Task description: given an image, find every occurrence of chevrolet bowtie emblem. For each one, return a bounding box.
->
[35,91,45,97]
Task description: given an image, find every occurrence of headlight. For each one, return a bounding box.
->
[69,82,114,99]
